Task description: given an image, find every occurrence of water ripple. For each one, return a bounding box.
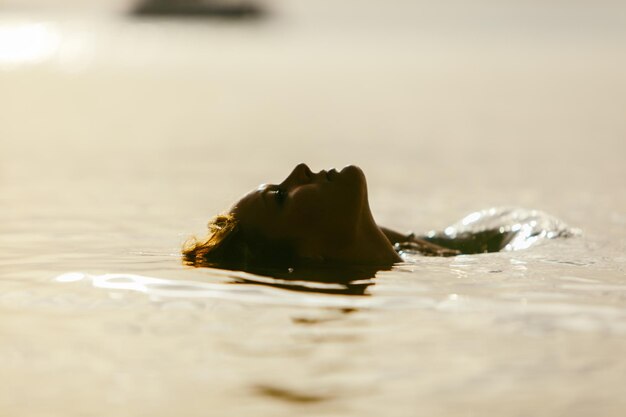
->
[54,271,626,334]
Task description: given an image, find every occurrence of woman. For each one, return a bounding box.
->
[182,163,563,275]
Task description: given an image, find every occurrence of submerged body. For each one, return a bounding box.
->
[183,164,578,278]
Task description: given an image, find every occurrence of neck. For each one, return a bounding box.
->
[352,212,402,265]
[323,205,401,266]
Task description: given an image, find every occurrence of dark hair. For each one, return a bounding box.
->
[182,213,295,270]
[183,213,396,295]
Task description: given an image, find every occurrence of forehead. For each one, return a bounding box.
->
[231,185,275,231]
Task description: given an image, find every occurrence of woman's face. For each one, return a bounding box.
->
[231,163,370,259]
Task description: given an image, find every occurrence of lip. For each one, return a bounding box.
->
[316,168,338,182]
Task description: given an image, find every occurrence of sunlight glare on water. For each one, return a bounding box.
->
[0,23,60,66]
[435,207,582,251]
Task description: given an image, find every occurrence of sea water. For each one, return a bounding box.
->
[1,3,625,416]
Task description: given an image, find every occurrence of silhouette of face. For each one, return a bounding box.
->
[231,163,369,260]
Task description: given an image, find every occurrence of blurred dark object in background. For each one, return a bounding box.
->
[132,0,264,19]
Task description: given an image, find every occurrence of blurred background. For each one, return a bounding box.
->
[2,1,625,214]
[1,1,625,416]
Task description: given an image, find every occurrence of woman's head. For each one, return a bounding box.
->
[232,163,370,260]
[183,163,399,270]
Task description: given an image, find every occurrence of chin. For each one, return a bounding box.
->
[336,165,368,211]
[339,164,365,182]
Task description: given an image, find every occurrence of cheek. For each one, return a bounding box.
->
[285,184,360,236]
[286,186,327,227]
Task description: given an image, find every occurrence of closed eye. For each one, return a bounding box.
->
[273,188,287,205]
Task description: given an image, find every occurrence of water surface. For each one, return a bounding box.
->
[1,2,626,416]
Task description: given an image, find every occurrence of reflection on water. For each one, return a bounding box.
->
[54,272,399,308]
[227,265,376,295]
[253,383,331,404]
[53,264,626,334]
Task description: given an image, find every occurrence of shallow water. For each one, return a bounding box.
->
[2,2,626,416]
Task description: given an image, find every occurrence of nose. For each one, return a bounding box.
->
[280,163,312,187]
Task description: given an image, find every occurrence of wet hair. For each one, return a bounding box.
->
[183,213,382,293]
[182,213,296,270]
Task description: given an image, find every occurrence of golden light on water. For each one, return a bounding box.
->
[1,2,625,416]
[0,23,60,66]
